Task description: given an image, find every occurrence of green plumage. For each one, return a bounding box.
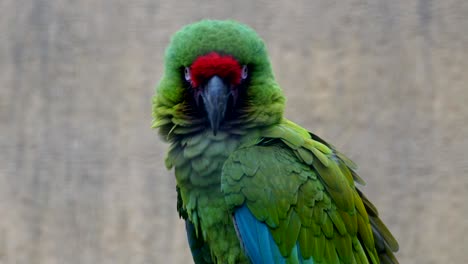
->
[153,19,398,264]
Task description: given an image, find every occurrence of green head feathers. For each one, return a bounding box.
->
[153,20,285,139]
[165,20,270,76]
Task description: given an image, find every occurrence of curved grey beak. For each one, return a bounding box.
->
[201,76,229,135]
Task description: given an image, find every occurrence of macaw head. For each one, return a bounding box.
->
[153,20,285,139]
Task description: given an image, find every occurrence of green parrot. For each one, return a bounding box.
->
[152,20,399,264]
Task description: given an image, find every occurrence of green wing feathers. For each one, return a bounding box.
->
[222,120,398,264]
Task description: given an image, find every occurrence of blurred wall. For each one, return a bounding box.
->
[1,1,467,263]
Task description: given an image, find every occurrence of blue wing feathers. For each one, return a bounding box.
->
[234,205,314,264]
[234,205,280,263]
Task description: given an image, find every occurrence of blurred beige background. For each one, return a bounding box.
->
[1,1,467,263]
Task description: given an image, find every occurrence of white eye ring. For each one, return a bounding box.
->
[241,65,248,80]
[184,67,191,82]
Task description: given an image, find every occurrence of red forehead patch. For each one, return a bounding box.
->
[189,52,242,87]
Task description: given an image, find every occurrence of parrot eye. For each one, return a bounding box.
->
[184,67,191,82]
[241,65,248,80]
